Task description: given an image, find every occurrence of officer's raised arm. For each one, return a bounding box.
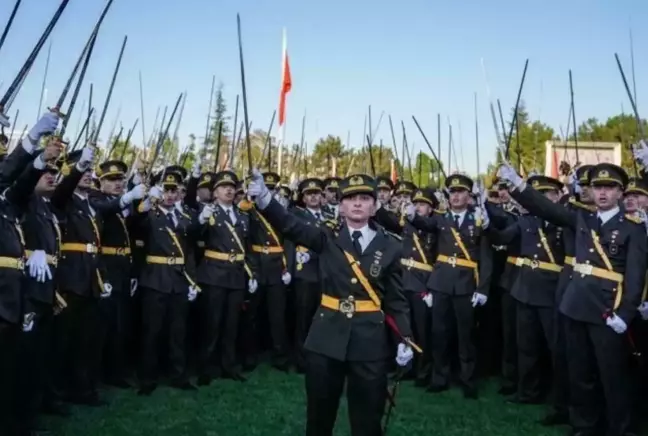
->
[249,169,326,253]
[498,162,577,229]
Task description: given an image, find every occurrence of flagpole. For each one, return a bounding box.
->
[278,27,287,177]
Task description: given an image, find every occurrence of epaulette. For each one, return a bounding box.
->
[433,208,445,215]
[384,230,403,241]
[324,219,338,229]
[625,213,643,224]
[568,196,595,212]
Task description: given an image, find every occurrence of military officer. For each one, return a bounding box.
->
[394,180,416,205]
[290,178,326,372]
[376,176,394,209]
[321,176,341,219]
[195,169,257,385]
[135,170,200,395]
[92,159,146,387]
[240,171,290,371]
[375,187,437,386]
[499,161,647,436]
[405,173,493,398]
[248,169,415,436]
[490,175,565,406]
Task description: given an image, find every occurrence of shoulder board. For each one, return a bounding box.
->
[384,230,403,241]
[625,213,643,224]
[433,209,445,215]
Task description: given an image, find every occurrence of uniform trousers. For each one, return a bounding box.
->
[405,291,432,383]
[293,279,320,370]
[431,292,475,388]
[516,302,554,400]
[139,288,189,385]
[98,285,133,383]
[14,301,56,434]
[500,290,518,390]
[564,316,632,436]
[197,284,245,376]
[305,351,388,436]
[240,283,288,367]
[56,292,101,399]
[552,312,570,416]
[0,320,18,436]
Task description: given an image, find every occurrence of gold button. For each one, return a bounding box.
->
[589,248,594,252]
[351,278,358,284]
[537,243,541,248]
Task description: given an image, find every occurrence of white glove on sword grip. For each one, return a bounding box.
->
[395,343,414,367]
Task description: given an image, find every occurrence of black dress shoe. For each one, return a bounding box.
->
[197,374,212,386]
[170,380,198,391]
[222,371,247,382]
[539,411,569,426]
[41,401,71,417]
[426,384,449,393]
[462,385,478,399]
[498,385,517,396]
[137,384,157,396]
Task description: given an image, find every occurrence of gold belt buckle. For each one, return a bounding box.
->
[17,259,25,270]
[515,258,524,267]
[577,264,593,276]
[86,243,95,253]
[262,246,269,254]
[228,253,237,263]
[167,257,177,265]
[339,295,355,319]
[404,258,414,269]
[448,256,457,267]
[529,260,539,270]
[117,247,126,256]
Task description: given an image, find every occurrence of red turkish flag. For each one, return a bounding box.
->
[278,30,291,126]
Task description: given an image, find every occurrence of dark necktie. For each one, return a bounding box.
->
[454,214,460,227]
[597,216,603,231]
[166,212,176,228]
[314,212,321,221]
[352,230,363,256]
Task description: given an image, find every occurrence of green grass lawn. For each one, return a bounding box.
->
[49,366,564,436]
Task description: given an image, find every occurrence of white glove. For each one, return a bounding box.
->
[422,292,433,308]
[248,278,258,294]
[188,285,199,302]
[248,168,271,208]
[130,278,138,297]
[132,172,143,186]
[100,283,113,299]
[395,343,414,367]
[605,313,628,334]
[198,203,215,224]
[632,140,648,166]
[496,163,523,189]
[296,251,311,265]
[474,207,490,229]
[282,271,292,285]
[22,313,35,332]
[191,161,201,178]
[404,203,416,220]
[121,184,147,206]
[148,185,163,200]
[471,292,488,307]
[29,112,60,141]
[76,146,95,171]
[638,302,648,321]
[275,193,289,209]
[26,250,52,283]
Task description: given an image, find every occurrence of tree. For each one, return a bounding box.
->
[203,82,231,169]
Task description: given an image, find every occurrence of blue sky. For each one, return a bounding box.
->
[1,0,646,175]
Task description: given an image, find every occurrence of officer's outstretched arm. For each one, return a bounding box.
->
[50,165,85,212]
[488,221,521,246]
[409,213,440,233]
[511,186,576,229]
[618,223,648,323]
[373,206,402,234]
[259,198,326,253]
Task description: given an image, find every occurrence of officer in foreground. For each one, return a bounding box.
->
[247,169,416,436]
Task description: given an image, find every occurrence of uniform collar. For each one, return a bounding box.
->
[597,206,620,225]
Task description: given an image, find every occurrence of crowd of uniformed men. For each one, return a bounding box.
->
[1,111,648,436]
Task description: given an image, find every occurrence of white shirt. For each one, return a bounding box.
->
[450,209,468,227]
[218,202,237,225]
[597,206,620,225]
[158,205,178,227]
[348,224,376,253]
[307,208,322,221]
